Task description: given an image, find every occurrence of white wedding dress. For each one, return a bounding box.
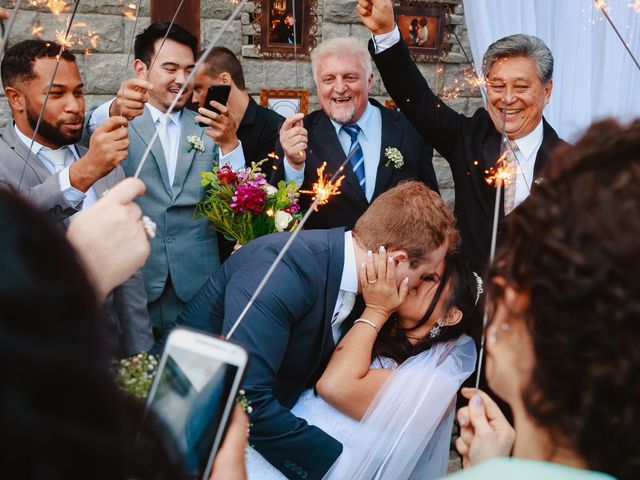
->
[246,335,476,480]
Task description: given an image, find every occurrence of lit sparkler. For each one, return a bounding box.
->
[30,20,44,37]
[119,1,138,20]
[595,0,640,72]
[28,0,69,15]
[300,162,344,210]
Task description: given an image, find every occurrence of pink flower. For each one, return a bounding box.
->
[284,203,300,214]
[217,165,238,184]
[230,183,267,214]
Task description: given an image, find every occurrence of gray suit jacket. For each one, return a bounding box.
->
[119,107,221,304]
[0,122,154,357]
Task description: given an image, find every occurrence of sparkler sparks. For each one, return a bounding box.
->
[120,2,138,20]
[28,0,69,15]
[30,21,44,37]
[484,153,514,187]
[300,162,344,210]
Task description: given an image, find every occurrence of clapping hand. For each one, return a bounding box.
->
[359,247,409,324]
[455,388,516,468]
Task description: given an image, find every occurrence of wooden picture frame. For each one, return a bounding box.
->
[394,2,447,57]
[259,88,309,117]
[254,0,318,59]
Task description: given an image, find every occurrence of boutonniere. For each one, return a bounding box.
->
[187,135,205,153]
[384,147,404,169]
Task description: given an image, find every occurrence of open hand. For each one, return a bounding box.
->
[109,78,153,120]
[455,388,515,468]
[359,247,409,323]
[197,100,240,155]
[357,0,395,35]
[279,113,307,168]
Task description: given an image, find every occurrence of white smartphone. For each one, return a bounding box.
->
[145,328,248,479]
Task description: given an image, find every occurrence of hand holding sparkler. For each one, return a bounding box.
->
[109,78,154,121]
[0,7,9,20]
[279,113,307,168]
[197,101,241,155]
[357,0,395,35]
[70,116,130,192]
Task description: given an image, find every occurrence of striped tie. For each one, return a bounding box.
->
[341,124,366,193]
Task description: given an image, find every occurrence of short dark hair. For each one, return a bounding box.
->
[489,118,640,479]
[198,46,246,90]
[1,39,75,88]
[134,21,197,67]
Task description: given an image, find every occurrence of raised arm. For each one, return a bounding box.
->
[317,248,408,420]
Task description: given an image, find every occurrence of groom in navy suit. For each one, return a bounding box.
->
[178,181,459,479]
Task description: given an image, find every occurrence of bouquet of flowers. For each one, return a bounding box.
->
[197,159,303,245]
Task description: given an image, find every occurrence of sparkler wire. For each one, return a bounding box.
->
[292,0,299,90]
[17,0,81,191]
[0,0,22,62]
[596,1,640,72]
[118,0,144,117]
[133,0,247,178]
[145,0,186,78]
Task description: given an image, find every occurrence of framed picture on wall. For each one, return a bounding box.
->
[257,0,318,57]
[394,3,447,56]
[259,88,309,117]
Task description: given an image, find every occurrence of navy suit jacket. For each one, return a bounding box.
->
[177,228,346,480]
[371,38,566,272]
[272,99,438,231]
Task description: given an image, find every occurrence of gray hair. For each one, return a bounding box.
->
[482,34,554,84]
[310,37,373,86]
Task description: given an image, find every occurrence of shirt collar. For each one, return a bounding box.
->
[514,119,544,160]
[13,122,79,159]
[330,101,375,142]
[146,103,182,127]
[340,231,359,294]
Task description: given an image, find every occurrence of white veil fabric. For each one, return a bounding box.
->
[324,334,477,480]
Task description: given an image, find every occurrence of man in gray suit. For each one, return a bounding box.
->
[88,23,245,341]
[0,39,153,356]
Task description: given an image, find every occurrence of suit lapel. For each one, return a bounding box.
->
[372,107,399,199]
[172,113,200,198]
[533,117,561,182]
[309,113,367,204]
[130,109,172,195]
[0,124,50,184]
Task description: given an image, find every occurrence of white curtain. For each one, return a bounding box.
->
[462,0,640,141]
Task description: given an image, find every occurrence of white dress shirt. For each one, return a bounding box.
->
[330,230,359,343]
[14,124,97,210]
[88,100,246,179]
[372,25,544,206]
[284,103,383,202]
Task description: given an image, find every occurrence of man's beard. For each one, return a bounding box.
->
[25,102,83,146]
[329,103,356,125]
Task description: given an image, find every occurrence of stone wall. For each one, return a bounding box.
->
[0,0,484,206]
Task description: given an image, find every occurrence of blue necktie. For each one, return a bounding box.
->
[341,124,366,193]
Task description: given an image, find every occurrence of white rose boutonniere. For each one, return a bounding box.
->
[384,147,404,169]
[187,135,205,153]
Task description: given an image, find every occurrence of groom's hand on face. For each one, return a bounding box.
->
[357,0,395,35]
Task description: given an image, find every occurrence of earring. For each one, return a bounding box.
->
[429,320,444,338]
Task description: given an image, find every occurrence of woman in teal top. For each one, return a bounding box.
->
[450,118,640,480]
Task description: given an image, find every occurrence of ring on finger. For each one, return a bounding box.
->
[367,278,377,284]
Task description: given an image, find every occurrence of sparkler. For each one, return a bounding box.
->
[595,0,640,72]
[118,0,143,117]
[299,162,344,210]
[0,0,24,62]
[145,0,186,78]
[17,0,80,190]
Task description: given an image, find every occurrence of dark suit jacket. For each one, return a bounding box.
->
[0,123,153,357]
[272,99,438,231]
[238,96,284,169]
[177,228,346,480]
[371,39,566,272]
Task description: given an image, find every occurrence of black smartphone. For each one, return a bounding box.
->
[144,328,249,479]
[198,84,232,127]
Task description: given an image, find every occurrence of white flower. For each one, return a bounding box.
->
[384,147,404,169]
[264,185,278,196]
[187,135,205,153]
[274,210,293,232]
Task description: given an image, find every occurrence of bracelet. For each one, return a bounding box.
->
[354,318,380,334]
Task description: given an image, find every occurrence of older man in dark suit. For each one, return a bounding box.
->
[358,0,566,272]
[272,36,438,231]
[178,181,458,480]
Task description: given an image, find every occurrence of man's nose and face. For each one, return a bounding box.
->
[316,53,373,125]
[485,55,552,140]
[140,38,195,112]
[21,57,85,148]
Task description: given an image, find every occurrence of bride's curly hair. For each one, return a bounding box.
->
[372,253,483,365]
[487,118,640,479]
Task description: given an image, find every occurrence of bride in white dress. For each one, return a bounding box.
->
[247,252,481,479]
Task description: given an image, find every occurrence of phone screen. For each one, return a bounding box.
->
[148,343,239,477]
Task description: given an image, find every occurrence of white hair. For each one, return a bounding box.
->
[310,37,373,85]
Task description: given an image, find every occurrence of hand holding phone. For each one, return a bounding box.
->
[198,85,232,127]
[144,328,248,480]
